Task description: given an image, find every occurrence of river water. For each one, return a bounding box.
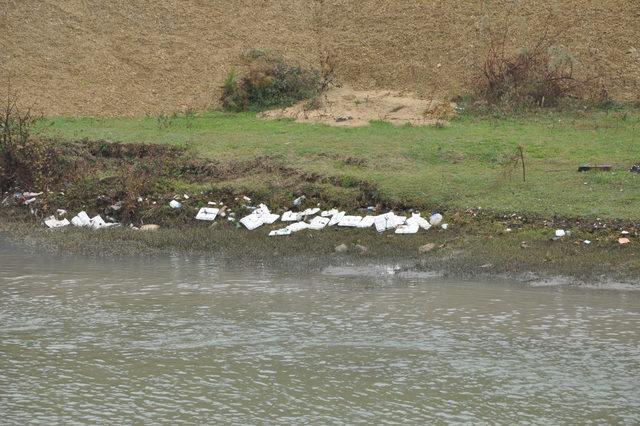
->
[1,239,639,424]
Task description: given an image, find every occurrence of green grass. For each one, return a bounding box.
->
[36,109,640,220]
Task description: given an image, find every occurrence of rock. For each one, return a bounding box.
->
[140,224,160,231]
[618,237,631,245]
[334,244,349,253]
[354,244,368,253]
[419,243,436,253]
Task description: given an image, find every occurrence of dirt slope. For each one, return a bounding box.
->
[2,0,639,116]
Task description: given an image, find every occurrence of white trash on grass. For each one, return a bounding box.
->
[309,216,330,230]
[195,207,219,221]
[269,228,292,237]
[429,213,443,226]
[169,200,182,209]
[71,211,92,227]
[281,211,303,222]
[395,223,420,234]
[328,211,346,226]
[44,216,70,229]
[357,216,375,228]
[338,216,363,227]
[406,213,432,230]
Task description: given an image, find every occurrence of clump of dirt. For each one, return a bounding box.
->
[260,87,456,127]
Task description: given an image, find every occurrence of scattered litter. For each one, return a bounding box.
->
[282,211,303,222]
[441,223,449,230]
[578,164,612,172]
[242,196,251,202]
[429,213,443,226]
[555,229,566,238]
[183,194,190,199]
[23,197,37,205]
[44,216,70,229]
[286,222,310,233]
[309,216,330,230]
[338,215,363,227]
[374,212,397,232]
[240,214,265,230]
[207,201,217,205]
[631,165,640,173]
[137,197,143,203]
[406,213,432,230]
[328,211,346,226]
[169,200,182,209]
[140,224,160,231]
[321,209,339,217]
[293,195,306,206]
[71,211,92,227]
[395,223,419,234]
[358,216,376,228]
[302,207,320,216]
[23,191,43,198]
[619,237,631,245]
[56,209,67,216]
[195,207,219,221]
[269,228,292,237]
[621,230,630,235]
[583,240,591,245]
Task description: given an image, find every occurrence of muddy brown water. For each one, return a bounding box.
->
[1,238,639,424]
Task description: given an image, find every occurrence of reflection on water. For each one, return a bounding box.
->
[1,239,639,424]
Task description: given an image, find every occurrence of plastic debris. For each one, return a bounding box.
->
[321,209,339,217]
[406,213,432,230]
[619,238,631,245]
[195,207,219,221]
[555,229,566,238]
[338,215,363,227]
[395,223,419,234]
[429,213,443,226]
[169,200,182,209]
[293,195,306,206]
[71,211,92,227]
[328,211,346,226]
[282,211,303,222]
[56,209,67,216]
[44,216,70,229]
[631,165,640,173]
[374,212,396,232]
[240,214,265,230]
[302,207,321,216]
[308,216,330,230]
[183,194,190,199]
[269,228,292,237]
[357,216,376,228]
[242,195,251,202]
[23,191,43,198]
[583,240,591,245]
[24,197,37,205]
[441,223,449,230]
[286,222,311,233]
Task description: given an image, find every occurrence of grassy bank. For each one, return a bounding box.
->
[37,109,640,220]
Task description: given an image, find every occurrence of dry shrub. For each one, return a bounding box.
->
[474,11,604,109]
[221,50,322,112]
[0,93,60,191]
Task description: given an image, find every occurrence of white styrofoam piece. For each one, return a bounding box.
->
[374,212,397,232]
[392,215,407,227]
[260,213,280,224]
[269,228,292,237]
[281,211,303,222]
[195,207,219,221]
[328,211,346,226]
[302,207,320,216]
[308,216,330,230]
[406,213,432,230]
[395,223,420,234]
[286,222,311,233]
[71,211,91,227]
[44,216,70,229]
[240,214,264,230]
[338,215,363,227]
[90,215,108,229]
[321,209,339,217]
[357,216,375,228]
[169,200,182,209]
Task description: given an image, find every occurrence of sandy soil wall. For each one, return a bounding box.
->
[2,0,639,116]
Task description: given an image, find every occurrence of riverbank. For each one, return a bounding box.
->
[2,109,638,286]
[1,212,638,287]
